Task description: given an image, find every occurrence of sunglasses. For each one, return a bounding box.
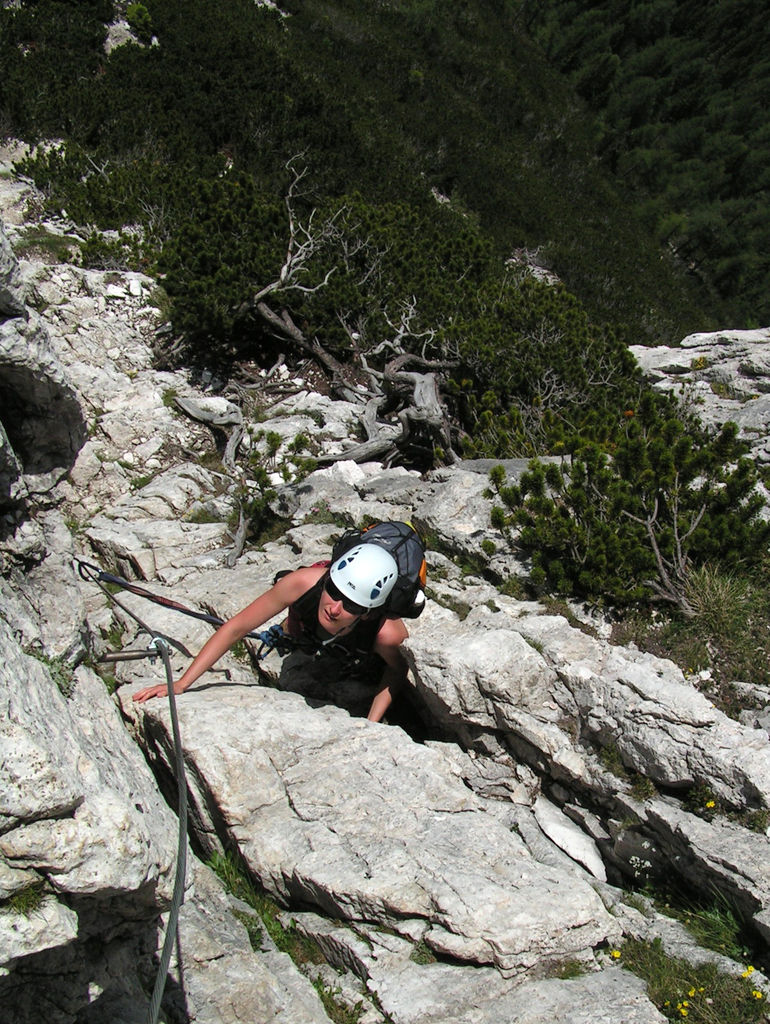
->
[324,577,367,616]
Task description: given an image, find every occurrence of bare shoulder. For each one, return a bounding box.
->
[271,564,327,603]
[375,616,408,648]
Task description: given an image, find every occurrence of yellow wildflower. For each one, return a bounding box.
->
[742,966,755,978]
[752,990,764,1000]
[705,800,715,808]
[688,987,696,997]
[610,950,622,959]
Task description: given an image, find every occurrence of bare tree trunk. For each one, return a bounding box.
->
[225,504,248,568]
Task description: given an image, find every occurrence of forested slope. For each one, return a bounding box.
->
[1,0,719,343]
[528,0,770,326]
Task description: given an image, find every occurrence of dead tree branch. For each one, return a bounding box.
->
[623,482,707,615]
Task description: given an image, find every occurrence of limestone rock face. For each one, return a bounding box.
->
[0,620,178,899]
[0,418,24,508]
[120,684,614,979]
[0,312,85,507]
[0,225,86,512]
[630,327,770,462]
[163,860,333,1024]
[289,911,667,1024]
[0,218,27,316]
[404,592,770,935]
[0,617,177,1018]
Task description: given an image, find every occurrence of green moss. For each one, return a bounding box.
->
[186,506,221,524]
[547,958,588,980]
[302,501,351,528]
[312,979,365,1024]
[630,775,658,802]
[230,640,249,663]
[15,225,77,263]
[736,808,770,834]
[232,908,264,951]
[523,635,544,655]
[27,651,75,699]
[497,576,528,599]
[424,587,471,621]
[130,472,157,490]
[409,939,437,965]
[599,743,629,779]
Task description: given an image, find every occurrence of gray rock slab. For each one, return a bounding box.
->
[373,959,667,1024]
[174,394,243,427]
[409,596,770,810]
[86,516,233,580]
[0,219,27,316]
[630,328,770,461]
[273,459,423,524]
[121,684,614,979]
[0,511,86,660]
[0,894,79,970]
[0,622,178,915]
[642,799,770,932]
[533,795,606,881]
[0,313,86,497]
[162,859,332,1024]
[289,913,665,1024]
[518,611,770,807]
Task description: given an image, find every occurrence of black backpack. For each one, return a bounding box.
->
[331,521,427,619]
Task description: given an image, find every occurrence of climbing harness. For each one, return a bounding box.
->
[254,623,296,658]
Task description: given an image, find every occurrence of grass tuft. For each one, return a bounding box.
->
[410,939,437,965]
[619,937,766,1023]
[682,565,750,640]
[611,564,770,720]
[653,890,753,964]
[4,882,45,917]
[27,650,76,698]
[208,850,324,964]
[312,979,365,1024]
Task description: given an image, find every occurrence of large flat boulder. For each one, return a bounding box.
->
[122,683,614,979]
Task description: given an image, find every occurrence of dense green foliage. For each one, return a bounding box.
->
[453,279,641,456]
[490,406,770,607]
[528,0,770,326]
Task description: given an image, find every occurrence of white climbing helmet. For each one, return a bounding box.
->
[329,543,399,610]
